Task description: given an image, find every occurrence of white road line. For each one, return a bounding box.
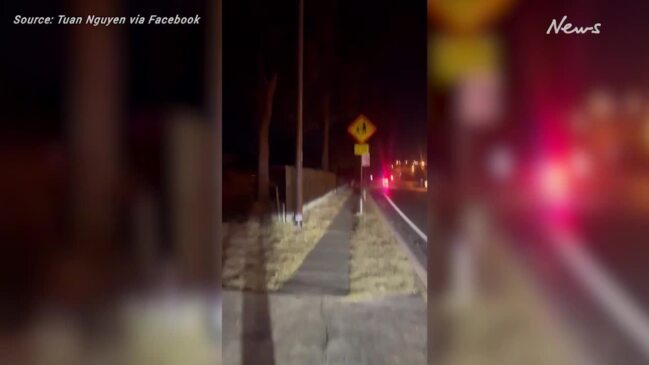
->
[383,193,427,241]
[551,231,649,361]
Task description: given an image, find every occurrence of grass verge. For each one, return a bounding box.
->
[439,237,584,365]
[346,197,420,301]
[223,189,351,291]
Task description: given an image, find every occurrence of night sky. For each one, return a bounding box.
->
[501,0,649,155]
[6,0,649,161]
[223,0,427,172]
[4,0,206,137]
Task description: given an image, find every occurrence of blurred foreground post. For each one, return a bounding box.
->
[428,0,514,304]
[68,0,123,260]
[207,0,223,353]
[167,111,213,285]
[427,0,515,362]
[427,83,455,364]
[210,0,223,294]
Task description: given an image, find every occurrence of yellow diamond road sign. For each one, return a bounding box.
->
[347,114,377,143]
[429,33,501,86]
[428,0,516,34]
[354,143,369,156]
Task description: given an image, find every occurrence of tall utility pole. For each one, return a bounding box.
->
[295,0,304,226]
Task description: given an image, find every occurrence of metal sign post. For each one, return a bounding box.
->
[358,152,370,214]
[348,115,376,216]
[361,153,369,201]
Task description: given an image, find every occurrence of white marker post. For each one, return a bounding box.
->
[359,158,363,215]
[360,153,370,215]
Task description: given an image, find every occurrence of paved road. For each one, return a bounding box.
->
[371,181,649,363]
[370,187,428,267]
[495,201,649,365]
[281,195,353,295]
[373,182,649,363]
[224,291,426,364]
[381,188,428,235]
[579,209,649,311]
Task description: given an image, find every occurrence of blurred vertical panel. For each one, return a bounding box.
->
[4,0,222,362]
[54,0,127,313]
[427,12,454,365]
[427,1,518,363]
[207,0,224,361]
[67,0,124,254]
[166,111,212,284]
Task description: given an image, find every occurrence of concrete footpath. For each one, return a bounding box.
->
[223,292,426,364]
[280,196,354,295]
[222,193,427,365]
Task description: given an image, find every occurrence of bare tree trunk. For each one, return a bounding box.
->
[257,72,278,203]
[322,94,330,171]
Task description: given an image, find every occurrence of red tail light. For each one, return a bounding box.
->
[537,161,570,204]
[382,177,389,188]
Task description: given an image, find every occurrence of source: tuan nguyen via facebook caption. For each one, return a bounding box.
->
[13,14,201,26]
